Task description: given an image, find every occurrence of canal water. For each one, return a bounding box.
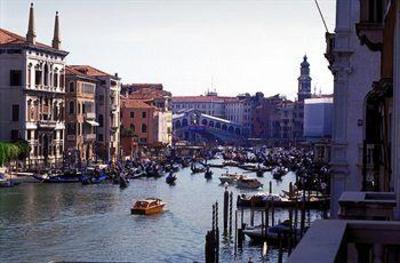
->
[0,162,325,262]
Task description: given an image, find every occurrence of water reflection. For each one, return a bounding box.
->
[0,164,324,262]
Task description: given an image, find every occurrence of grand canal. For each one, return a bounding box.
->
[0,163,325,262]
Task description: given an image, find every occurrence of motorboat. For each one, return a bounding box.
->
[131,198,166,215]
[236,177,263,189]
[219,172,241,184]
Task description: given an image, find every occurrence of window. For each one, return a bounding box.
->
[60,130,63,140]
[98,134,103,142]
[35,69,42,85]
[27,66,32,86]
[69,101,74,115]
[67,123,75,135]
[142,112,146,118]
[12,104,19,121]
[53,73,58,87]
[98,114,104,127]
[69,82,74,93]
[10,70,22,86]
[81,83,95,94]
[130,124,135,132]
[44,64,49,86]
[142,124,147,133]
[130,112,135,118]
[27,130,31,140]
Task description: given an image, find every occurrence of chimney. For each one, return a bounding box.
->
[26,3,36,44]
[52,11,61,49]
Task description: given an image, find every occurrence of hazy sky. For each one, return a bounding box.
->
[0,0,336,99]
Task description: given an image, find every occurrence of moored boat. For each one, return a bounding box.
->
[219,172,241,184]
[236,177,263,189]
[131,198,166,215]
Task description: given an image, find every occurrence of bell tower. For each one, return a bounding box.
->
[297,55,312,101]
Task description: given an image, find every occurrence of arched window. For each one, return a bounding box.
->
[53,68,59,87]
[175,120,181,129]
[228,126,234,133]
[69,82,74,93]
[235,128,241,135]
[44,64,49,86]
[209,121,214,128]
[182,119,188,127]
[69,101,74,115]
[201,119,208,126]
[222,124,227,131]
[216,122,221,129]
[142,124,147,133]
[130,124,135,132]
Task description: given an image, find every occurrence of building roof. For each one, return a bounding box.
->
[123,83,171,100]
[68,65,115,78]
[121,98,157,110]
[0,28,68,55]
[172,95,236,103]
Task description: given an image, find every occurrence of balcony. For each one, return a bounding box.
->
[85,112,96,120]
[324,32,335,68]
[288,220,400,263]
[338,191,396,220]
[37,120,57,128]
[84,134,96,141]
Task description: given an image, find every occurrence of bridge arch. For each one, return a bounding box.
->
[209,121,214,128]
[175,120,181,129]
[201,119,208,126]
[215,122,221,129]
[235,128,241,135]
[182,118,188,127]
[222,124,227,131]
[228,126,234,133]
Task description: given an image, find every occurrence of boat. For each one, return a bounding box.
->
[32,171,81,183]
[131,198,166,215]
[237,193,330,209]
[236,177,263,189]
[80,168,109,185]
[166,173,177,185]
[191,164,206,174]
[0,174,19,188]
[243,220,302,243]
[219,173,241,184]
[204,169,213,179]
[272,167,288,180]
[119,174,129,189]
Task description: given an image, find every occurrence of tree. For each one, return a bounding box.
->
[0,140,30,166]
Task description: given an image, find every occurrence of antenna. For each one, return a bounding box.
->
[314,0,329,33]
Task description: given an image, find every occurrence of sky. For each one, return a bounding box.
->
[0,0,336,100]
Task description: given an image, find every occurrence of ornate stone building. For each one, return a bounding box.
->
[0,4,68,167]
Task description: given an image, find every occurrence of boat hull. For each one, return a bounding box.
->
[131,204,165,215]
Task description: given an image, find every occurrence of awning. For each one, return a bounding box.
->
[86,120,100,126]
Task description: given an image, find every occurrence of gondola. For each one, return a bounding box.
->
[166,173,177,185]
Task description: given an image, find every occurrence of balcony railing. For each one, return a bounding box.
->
[85,112,96,120]
[288,220,400,263]
[37,120,57,128]
[338,191,396,220]
[84,134,96,141]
